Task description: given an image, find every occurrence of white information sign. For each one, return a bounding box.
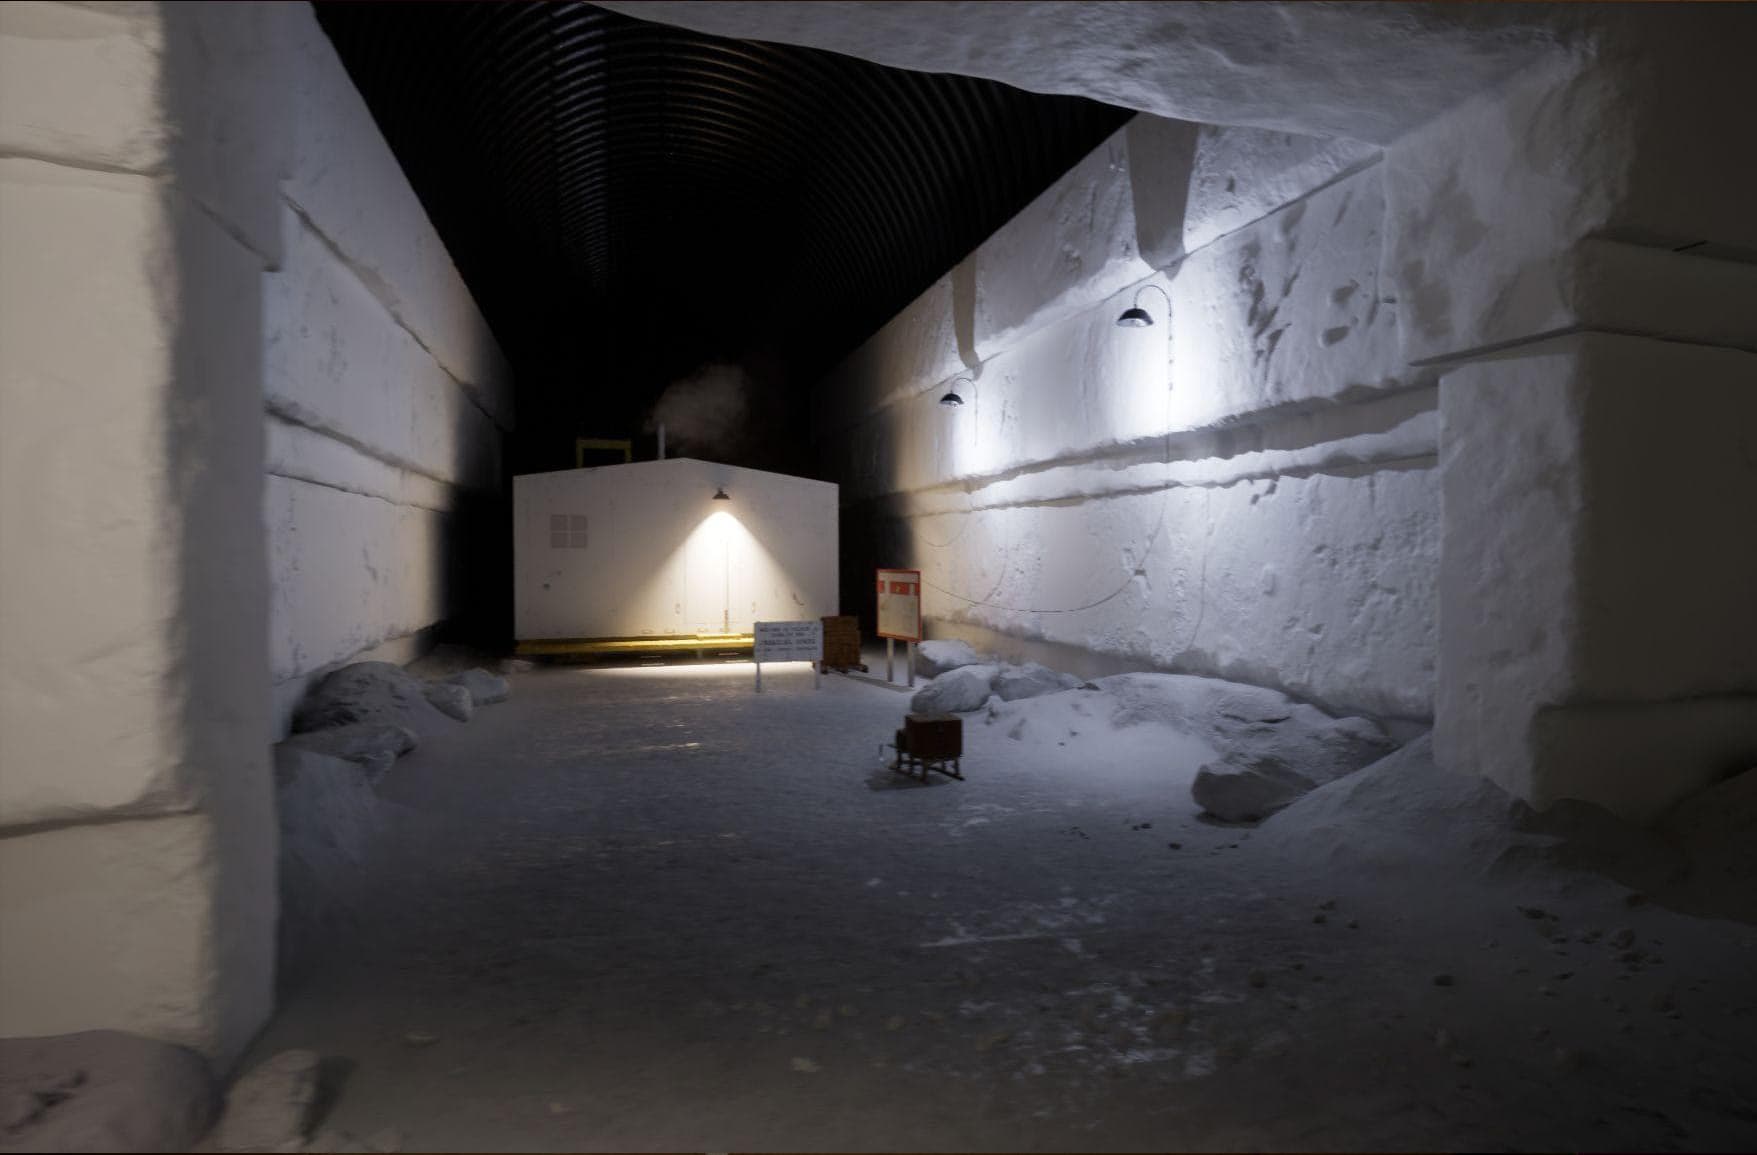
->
[754,619,823,662]
[753,619,823,693]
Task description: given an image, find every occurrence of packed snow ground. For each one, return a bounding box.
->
[250,659,1757,1152]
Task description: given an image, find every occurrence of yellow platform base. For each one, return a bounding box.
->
[515,633,755,658]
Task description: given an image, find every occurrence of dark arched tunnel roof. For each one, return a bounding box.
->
[313,2,1133,472]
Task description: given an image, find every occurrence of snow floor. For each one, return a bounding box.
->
[248,659,1757,1151]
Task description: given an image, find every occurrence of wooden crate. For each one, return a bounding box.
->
[821,615,862,668]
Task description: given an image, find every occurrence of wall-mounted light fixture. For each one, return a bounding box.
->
[939,376,974,407]
[1116,283,1172,328]
[712,486,731,501]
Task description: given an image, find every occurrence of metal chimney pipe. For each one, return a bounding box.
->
[657,423,666,460]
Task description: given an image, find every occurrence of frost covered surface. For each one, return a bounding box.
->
[248,665,1757,1149]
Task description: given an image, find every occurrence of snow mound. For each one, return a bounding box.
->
[421,680,474,722]
[213,1050,320,1153]
[0,1031,216,1153]
[1254,735,1511,870]
[910,664,1000,714]
[292,661,459,737]
[274,747,384,943]
[1255,735,1690,894]
[1102,673,1393,781]
[281,723,415,780]
[914,639,989,678]
[993,661,1082,702]
[978,685,1216,780]
[1190,754,1316,822]
[1091,672,1393,818]
[447,667,510,706]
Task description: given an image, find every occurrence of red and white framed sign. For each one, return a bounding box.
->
[875,568,922,641]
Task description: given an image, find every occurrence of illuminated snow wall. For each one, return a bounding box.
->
[814,31,1757,819]
[817,115,1437,722]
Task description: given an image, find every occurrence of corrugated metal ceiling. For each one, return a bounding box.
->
[313,2,1132,469]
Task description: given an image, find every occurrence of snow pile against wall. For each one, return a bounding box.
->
[815,115,1437,721]
[263,7,513,738]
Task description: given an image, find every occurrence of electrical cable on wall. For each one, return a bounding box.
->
[915,488,979,550]
[920,457,1181,618]
[919,486,1210,635]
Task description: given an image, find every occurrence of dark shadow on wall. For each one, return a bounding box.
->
[435,348,515,652]
[837,501,918,638]
[829,426,914,635]
[1126,114,1198,270]
[839,504,877,635]
[951,255,979,371]
[441,483,515,651]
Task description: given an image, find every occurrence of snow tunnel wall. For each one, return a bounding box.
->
[262,4,514,740]
[0,0,510,1067]
[813,116,1439,722]
[1,0,282,1068]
